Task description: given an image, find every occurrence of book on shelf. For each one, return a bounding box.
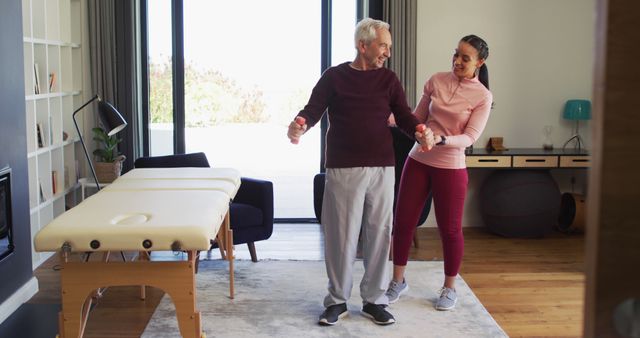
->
[36,123,45,148]
[33,63,41,95]
[52,171,58,195]
[64,166,70,189]
[49,72,56,92]
[39,182,45,201]
[48,115,53,145]
[39,179,52,201]
[75,160,79,181]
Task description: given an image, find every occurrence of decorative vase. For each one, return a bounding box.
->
[94,155,126,183]
[542,125,554,150]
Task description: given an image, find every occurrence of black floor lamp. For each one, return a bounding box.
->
[72,94,127,191]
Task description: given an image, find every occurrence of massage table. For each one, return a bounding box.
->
[34,167,241,338]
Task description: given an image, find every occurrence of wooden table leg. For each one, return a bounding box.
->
[228,229,234,299]
[223,211,235,299]
[58,251,203,338]
[138,251,151,300]
[216,234,226,260]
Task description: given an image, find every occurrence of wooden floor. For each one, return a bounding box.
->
[29,224,584,338]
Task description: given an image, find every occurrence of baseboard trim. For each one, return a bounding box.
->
[0,277,39,325]
[32,251,54,270]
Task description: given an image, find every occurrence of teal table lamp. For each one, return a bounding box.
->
[562,99,591,151]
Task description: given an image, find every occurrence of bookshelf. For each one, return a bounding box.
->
[22,0,88,269]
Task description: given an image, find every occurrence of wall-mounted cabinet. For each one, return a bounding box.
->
[22,0,87,269]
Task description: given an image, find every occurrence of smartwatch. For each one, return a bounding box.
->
[436,135,446,146]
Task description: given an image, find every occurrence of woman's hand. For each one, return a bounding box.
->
[415,124,435,151]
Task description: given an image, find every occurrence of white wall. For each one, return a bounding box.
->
[415,0,596,227]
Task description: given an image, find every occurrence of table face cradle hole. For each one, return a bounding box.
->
[110,213,150,225]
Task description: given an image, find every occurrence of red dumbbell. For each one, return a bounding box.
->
[291,116,306,144]
[415,123,430,152]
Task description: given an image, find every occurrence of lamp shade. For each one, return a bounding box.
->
[98,100,127,136]
[563,99,592,120]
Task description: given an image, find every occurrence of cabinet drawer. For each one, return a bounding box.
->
[466,156,511,168]
[560,156,591,168]
[513,156,558,168]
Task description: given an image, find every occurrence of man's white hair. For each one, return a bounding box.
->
[354,18,390,48]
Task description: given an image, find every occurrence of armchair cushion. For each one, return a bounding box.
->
[229,177,274,245]
[313,173,326,223]
[229,204,263,230]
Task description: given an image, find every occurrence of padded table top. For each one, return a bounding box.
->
[119,167,241,186]
[34,167,241,252]
[103,178,240,198]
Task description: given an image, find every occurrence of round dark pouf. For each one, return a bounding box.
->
[480,170,561,238]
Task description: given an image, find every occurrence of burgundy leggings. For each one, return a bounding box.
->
[393,157,468,277]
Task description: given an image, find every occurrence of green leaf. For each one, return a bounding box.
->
[92,127,122,162]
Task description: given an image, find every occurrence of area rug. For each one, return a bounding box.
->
[142,260,507,338]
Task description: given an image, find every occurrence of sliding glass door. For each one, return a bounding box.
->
[147,0,174,156]
[146,0,357,219]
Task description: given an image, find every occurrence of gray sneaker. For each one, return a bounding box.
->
[385,279,409,304]
[361,303,395,325]
[435,287,457,311]
[318,303,348,326]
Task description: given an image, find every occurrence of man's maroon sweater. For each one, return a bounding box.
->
[298,62,419,168]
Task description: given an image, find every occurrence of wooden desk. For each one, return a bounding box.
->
[465,149,589,237]
[465,148,591,169]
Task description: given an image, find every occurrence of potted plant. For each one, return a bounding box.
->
[92,127,126,183]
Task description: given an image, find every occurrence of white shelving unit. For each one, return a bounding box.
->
[22,0,88,269]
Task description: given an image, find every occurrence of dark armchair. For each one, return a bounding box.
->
[133,152,210,168]
[133,152,274,262]
[227,177,274,261]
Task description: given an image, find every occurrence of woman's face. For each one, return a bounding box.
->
[452,41,484,79]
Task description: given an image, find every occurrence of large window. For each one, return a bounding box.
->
[147,0,174,156]
[146,1,358,219]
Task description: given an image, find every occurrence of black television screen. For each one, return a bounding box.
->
[0,167,14,261]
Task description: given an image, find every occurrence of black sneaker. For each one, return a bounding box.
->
[318,303,348,326]
[361,303,395,325]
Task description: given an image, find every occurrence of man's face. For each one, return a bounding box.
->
[359,28,392,69]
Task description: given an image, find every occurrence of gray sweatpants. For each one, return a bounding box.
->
[321,166,394,307]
